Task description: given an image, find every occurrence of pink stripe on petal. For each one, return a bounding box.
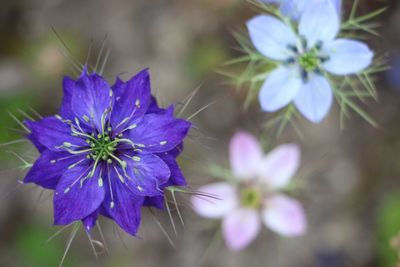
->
[257,144,300,189]
[222,208,261,251]
[230,131,263,180]
[191,182,238,219]
[262,194,307,236]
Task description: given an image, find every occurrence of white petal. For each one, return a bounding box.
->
[280,0,307,20]
[299,0,339,48]
[257,144,300,189]
[259,66,302,112]
[222,208,261,251]
[191,183,238,218]
[294,75,333,123]
[246,15,297,61]
[262,194,307,236]
[323,39,373,75]
[230,131,263,180]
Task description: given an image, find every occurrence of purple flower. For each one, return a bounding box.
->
[191,132,306,251]
[247,1,373,123]
[261,0,341,20]
[24,68,191,236]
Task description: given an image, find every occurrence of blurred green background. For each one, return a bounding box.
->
[0,0,399,266]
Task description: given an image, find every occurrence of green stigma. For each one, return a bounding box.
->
[299,51,320,72]
[240,187,262,209]
[88,133,118,161]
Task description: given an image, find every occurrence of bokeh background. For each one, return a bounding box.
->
[0,0,399,266]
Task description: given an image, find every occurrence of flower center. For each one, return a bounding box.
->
[298,51,320,72]
[240,187,263,209]
[87,133,117,162]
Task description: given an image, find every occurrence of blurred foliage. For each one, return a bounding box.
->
[13,223,73,267]
[0,94,36,160]
[376,193,400,266]
[184,37,228,81]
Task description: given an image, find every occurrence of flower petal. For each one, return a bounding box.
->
[322,39,373,75]
[257,144,300,189]
[158,152,187,186]
[246,15,297,61]
[191,182,238,218]
[262,194,307,236]
[110,69,152,133]
[71,72,113,131]
[54,165,105,225]
[222,208,261,251]
[331,0,342,15]
[25,117,87,152]
[128,113,191,153]
[299,0,339,48]
[24,151,85,189]
[280,0,307,20]
[229,131,263,179]
[143,195,165,210]
[82,210,98,231]
[259,66,302,112]
[294,75,333,123]
[103,173,144,236]
[123,153,171,196]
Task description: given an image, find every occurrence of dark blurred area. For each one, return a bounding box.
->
[0,0,399,266]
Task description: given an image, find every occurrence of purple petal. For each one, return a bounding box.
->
[111,69,152,133]
[259,66,302,112]
[111,77,125,98]
[26,133,47,153]
[294,75,333,123]
[123,153,171,196]
[128,113,191,153]
[258,144,300,188]
[71,72,113,131]
[147,96,161,113]
[229,131,262,180]
[103,174,144,236]
[299,0,339,48]
[24,150,85,189]
[246,15,297,61]
[262,194,307,236]
[82,210,98,231]
[158,152,187,186]
[322,39,373,75]
[143,153,187,210]
[191,182,238,218]
[54,165,105,225]
[143,195,165,209]
[25,117,87,152]
[222,208,261,251]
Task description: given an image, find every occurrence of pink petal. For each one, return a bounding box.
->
[257,144,300,188]
[191,182,238,218]
[262,194,307,236]
[230,131,263,180]
[222,208,261,251]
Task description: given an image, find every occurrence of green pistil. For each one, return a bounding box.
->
[88,133,118,162]
[240,187,262,209]
[299,51,320,72]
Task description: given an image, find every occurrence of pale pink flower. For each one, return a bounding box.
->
[192,132,307,251]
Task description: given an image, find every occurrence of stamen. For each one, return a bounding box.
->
[67,158,86,170]
[107,164,115,209]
